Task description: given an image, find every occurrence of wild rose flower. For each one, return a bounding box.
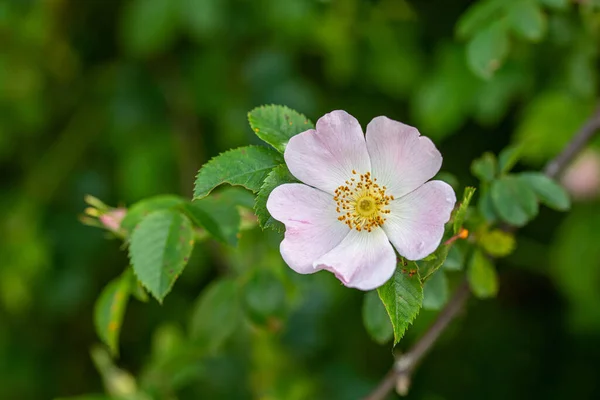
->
[266,110,456,290]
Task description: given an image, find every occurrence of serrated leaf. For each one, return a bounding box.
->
[362,291,394,345]
[418,245,451,281]
[471,152,497,182]
[129,210,194,303]
[241,268,287,328]
[498,145,522,173]
[443,245,465,271]
[456,0,506,39]
[194,146,283,199]
[518,172,571,211]
[94,270,132,356]
[190,278,240,353]
[377,268,423,345]
[121,195,186,233]
[508,0,547,42]
[254,164,298,232]
[453,187,476,235]
[467,23,509,79]
[183,187,254,246]
[467,249,499,298]
[248,105,314,153]
[480,229,516,258]
[422,270,449,310]
[491,176,538,226]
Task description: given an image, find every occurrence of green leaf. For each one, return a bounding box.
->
[194,146,283,199]
[498,145,522,173]
[248,105,314,153]
[479,229,516,258]
[183,187,254,246]
[190,278,240,352]
[443,245,465,271]
[467,23,510,79]
[129,210,194,303]
[377,268,424,345]
[471,152,497,182]
[362,290,394,345]
[453,186,476,235]
[254,164,298,232]
[467,249,499,298]
[456,0,506,39]
[94,270,132,356]
[518,172,571,211]
[508,0,547,42]
[418,245,451,281]
[121,195,186,233]
[241,268,287,328]
[491,176,538,226]
[120,0,179,57]
[422,270,449,310]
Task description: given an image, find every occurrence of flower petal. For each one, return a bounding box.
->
[267,183,349,274]
[382,180,456,261]
[284,110,371,194]
[366,116,442,198]
[313,228,396,291]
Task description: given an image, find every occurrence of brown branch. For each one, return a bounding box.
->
[363,104,600,400]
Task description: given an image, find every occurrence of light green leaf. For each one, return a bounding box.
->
[183,187,254,246]
[190,278,240,352]
[467,23,510,79]
[508,0,547,42]
[471,152,497,182]
[194,146,283,199]
[129,210,194,303]
[94,269,132,356]
[422,270,449,310]
[120,0,179,57]
[418,245,451,281]
[518,172,571,211]
[453,187,476,235]
[362,291,394,345]
[248,105,314,153]
[443,245,465,271]
[254,164,298,232]
[377,268,423,345]
[241,268,287,328]
[498,145,522,173]
[467,249,499,298]
[121,195,186,233]
[456,0,506,39]
[491,176,538,226]
[480,229,516,258]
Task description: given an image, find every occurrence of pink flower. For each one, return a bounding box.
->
[266,111,456,290]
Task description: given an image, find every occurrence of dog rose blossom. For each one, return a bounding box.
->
[266,110,456,290]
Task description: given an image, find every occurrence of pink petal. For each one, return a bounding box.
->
[284,110,371,194]
[382,180,456,261]
[366,116,442,198]
[313,228,396,291]
[266,183,349,274]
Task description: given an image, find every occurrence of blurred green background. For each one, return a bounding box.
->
[1,0,600,399]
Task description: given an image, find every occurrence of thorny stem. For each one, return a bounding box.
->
[363,104,600,400]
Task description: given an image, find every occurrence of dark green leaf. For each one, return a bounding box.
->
[508,1,547,42]
[248,105,314,153]
[471,152,497,182]
[377,268,423,345]
[453,187,476,235]
[94,270,132,356]
[518,172,571,211]
[254,164,298,232]
[121,195,186,234]
[190,278,240,352]
[129,210,194,303]
[194,146,283,199]
[498,145,522,173]
[422,270,449,310]
[491,176,538,226]
[467,23,510,79]
[362,291,393,345]
[467,249,499,298]
[241,268,287,328]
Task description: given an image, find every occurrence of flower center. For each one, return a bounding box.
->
[333,171,393,232]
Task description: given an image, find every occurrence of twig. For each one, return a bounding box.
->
[363,104,600,400]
